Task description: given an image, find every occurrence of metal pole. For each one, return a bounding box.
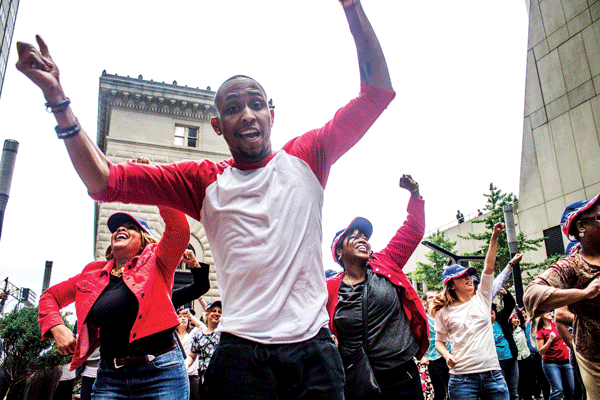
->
[0,139,19,240]
[503,203,524,307]
[42,261,53,293]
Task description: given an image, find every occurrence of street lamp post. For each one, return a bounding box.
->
[503,203,524,308]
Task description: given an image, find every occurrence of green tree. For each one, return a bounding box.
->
[0,306,69,399]
[408,231,457,292]
[460,183,544,280]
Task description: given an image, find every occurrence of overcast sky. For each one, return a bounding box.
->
[0,0,529,310]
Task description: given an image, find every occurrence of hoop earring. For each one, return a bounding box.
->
[579,232,585,238]
[337,254,342,261]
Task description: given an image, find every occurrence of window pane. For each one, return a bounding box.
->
[187,138,197,147]
[188,128,198,138]
[174,136,184,146]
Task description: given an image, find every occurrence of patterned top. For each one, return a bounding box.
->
[190,331,221,373]
[524,254,600,361]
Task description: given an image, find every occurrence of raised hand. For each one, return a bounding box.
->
[182,249,200,268]
[399,174,419,197]
[15,35,63,101]
[492,222,505,239]
[509,253,523,268]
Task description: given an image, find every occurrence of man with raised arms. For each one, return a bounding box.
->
[16,0,394,398]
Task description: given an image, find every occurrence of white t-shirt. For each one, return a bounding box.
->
[435,273,500,374]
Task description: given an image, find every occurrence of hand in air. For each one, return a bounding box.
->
[182,249,199,268]
[15,35,61,99]
[491,222,505,239]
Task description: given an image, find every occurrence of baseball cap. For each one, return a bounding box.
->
[107,212,153,237]
[330,217,373,264]
[565,240,581,257]
[560,193,600,238]
[442,264,477,287]
[205,300,222,311]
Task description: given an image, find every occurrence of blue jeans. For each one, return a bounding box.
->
[499,358,519,400]
[204,328,344,400]
[542,361,575,400]
[92,348,189,399]
[448,370,509,400]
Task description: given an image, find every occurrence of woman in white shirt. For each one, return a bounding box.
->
[430,222,510,400]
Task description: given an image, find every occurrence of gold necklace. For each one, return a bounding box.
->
[110,266,124,278]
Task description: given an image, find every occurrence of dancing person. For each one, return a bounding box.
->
[185,301,222,396]
[510,308,536,400]
[38,207,190,399]
[535,312,575,400]
[326,174,428,400]
[172,249,210,312]
[16,1,394,398]
[555,307,587,400]
[421,291,449,400]
[430,222,510,400]
[177,307,203,400]
[492,288,520,400]
[524,195,600,398]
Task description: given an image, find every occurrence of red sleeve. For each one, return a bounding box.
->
[282,84,395,187]
[91,159,229,221]
[371,196,425,273]
[155,206,191,275]
[38,275,79,339]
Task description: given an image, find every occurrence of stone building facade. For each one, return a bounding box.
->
[518,0,600,263]
[95,72,230,311]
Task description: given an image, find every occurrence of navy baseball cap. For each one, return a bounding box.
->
[325,269,340,280]
[107,212,153,237]
[442,264,477,287]
[561,193,600,237]
[205,300,222,311]
[331,217,373,264]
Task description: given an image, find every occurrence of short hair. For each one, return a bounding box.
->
[214,75,268,110]
[105,229,158,260]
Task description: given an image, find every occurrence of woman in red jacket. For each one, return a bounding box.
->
[38,204,190,399]
[326,174,428,400]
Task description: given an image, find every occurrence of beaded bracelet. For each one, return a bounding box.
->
[45,98,71,114]
[55,119,81,139]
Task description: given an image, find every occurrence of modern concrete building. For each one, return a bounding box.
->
[518,0,600,263]
[0,0,20,99]
[409,0,600,280]
[95,72,230,310]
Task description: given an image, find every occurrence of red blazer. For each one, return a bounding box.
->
[38,207,190,370]
[326,196,430,360]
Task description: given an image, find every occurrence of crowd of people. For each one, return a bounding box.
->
[10,0,600,398]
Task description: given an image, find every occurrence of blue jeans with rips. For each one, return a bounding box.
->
[542,361,574,400]
[92,347,189,399]
[448,370,509,400]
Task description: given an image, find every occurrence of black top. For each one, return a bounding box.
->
[87,274,174,359]
[334,269,419,371]
[172,263,210,309]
